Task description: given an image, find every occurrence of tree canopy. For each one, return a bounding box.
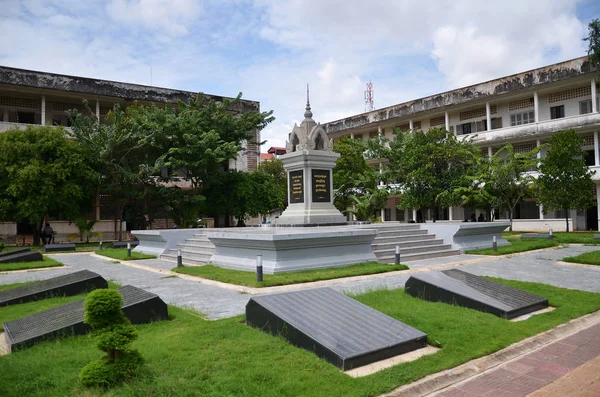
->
[370,127,480,221]
[584,18,600,68]
[333,137,379,215]
[536,130,596,232]
[0,126,97,244]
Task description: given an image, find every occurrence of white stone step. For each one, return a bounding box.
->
[373,234,434,244]
[373,243,454,257]
[175,245,215,255]
[377,248,460,263]
[162,251,212,265]
[372,238,444,251]
[374,229,429,237]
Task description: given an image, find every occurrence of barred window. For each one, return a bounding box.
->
[429,115,445,126]
[508,98,534,111]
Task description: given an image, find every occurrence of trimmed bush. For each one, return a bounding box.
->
[80,289,142,388]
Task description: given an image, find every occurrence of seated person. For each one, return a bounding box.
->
[42,223,55,244]
[477,213,485,222]
[470,213,476,222]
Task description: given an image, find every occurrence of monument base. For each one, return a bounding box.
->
[276,202,347,225]
[420,222,510,251]
[207,226,377,274]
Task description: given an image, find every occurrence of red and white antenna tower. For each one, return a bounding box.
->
[364,81,374,112]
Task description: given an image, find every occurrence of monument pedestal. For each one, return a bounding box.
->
[277,150,347,225]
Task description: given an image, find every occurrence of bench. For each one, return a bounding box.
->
[520,233,553,240]
[109,241,139,249]
[44,244,76,252]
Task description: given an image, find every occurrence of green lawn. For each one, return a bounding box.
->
[0,279,599,397]
[172,262,409,287]
[0,257,64,272]
[466,237,557,255]
[563,249,600,265]
[95,248,156,261]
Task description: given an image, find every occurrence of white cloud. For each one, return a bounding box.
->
[106,0,203,37]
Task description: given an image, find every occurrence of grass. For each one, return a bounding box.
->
[563,249,600,265]
[0,256,64,272]
[466,237,557,255]
[467,231,600,256]
[94,248,155,261]
[0,279,599,397]
[172,262,409,287]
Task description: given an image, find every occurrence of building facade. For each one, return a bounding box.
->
[0,66,261,241]
[324,57,600,232]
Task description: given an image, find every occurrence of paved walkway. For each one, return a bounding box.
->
[2,246,600,319]
[433,322,600,397]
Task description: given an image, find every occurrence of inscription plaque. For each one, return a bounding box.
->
[311,169,331,203]
[289,170,304,204]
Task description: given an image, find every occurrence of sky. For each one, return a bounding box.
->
[1,0,599,150]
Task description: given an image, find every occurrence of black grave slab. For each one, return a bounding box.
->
[246,287,428,370]
[0,270,107,307]
[45,243,76,252]
[0,248,31,258]
[0,250,43,264]
[109,241,139,249]
[405,269,548,319]
[3,285,168,351]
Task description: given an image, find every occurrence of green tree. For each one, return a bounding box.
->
[536,130,595,232]
[0,126,97,245]
[256,158,287,213]
[333,137,379,215]
[372,127,480,222]
[584,18,600,68]
[451,153,502,222]
[68,103,161,240]
[348,188,389,221]
[487,143,540,231]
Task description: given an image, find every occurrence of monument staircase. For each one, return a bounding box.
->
[161,232,214,266]
[367,223,460,263]
[161,223,459,266]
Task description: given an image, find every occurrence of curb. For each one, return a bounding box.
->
[383,310,600,397]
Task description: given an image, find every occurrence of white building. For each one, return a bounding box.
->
[324,56,600,232]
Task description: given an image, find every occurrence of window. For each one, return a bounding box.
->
[510,111,535,126]
[491,117,503,129]
[580,99,593,115]
[550,105,565,119]
[456,122,471,135]
[17,111,35,124]
[456,120,487,135]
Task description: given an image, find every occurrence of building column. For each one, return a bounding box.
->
[594,131,599,166]
[486,102,491,131]
[409,119,413,131]
[444,111,450,131]
[413,209,417,222]
[488,146,493,158]
[449,206,454,221]
[536,139,542,168]
[539,204,544,220]
[534,91,539,122]
[591,79,598,113]
[350,132,354,139]
[96,100,100,122]
[381,208,385,223]
[95,192,101,221]
[41,95,46,125]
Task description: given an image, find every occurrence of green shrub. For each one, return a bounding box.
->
[79,351,143,388]
[84,289,126,329]
[80,289,142,388]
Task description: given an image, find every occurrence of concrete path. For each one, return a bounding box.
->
[0,253,249,320]
[2,245,600,319]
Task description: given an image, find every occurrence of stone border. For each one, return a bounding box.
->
[0,265,68,275]
[383,309,600,397]
[555,260,600,270]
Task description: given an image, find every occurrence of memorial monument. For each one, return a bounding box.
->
[277,87,347,225]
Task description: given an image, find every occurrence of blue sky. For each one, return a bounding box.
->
[1,0,599,149]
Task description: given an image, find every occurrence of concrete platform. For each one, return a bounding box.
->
[207,226,378,273]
